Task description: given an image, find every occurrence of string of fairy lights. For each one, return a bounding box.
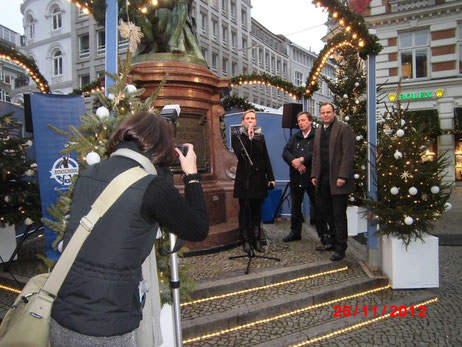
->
[182,285,391,344]
[181,266,348,307]
[0,0,380,99]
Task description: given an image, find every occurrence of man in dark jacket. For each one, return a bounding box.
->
[282,111,317,242]
[311,102,355,261]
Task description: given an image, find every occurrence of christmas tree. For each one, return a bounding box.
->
[365,86,452,246]
[42,22,195,304]
[322,46,367,206]
[0,112,41,228]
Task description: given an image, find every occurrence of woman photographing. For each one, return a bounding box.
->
[49,112,208,346]
[232,109,275,253]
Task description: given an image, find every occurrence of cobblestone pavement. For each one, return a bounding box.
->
[1,188,461,346]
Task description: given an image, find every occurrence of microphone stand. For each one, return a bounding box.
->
[229,130,280,274]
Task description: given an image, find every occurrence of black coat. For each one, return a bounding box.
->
[232,132,275,199]
[282,129,315,188]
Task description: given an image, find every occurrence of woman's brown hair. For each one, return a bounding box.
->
[107,111,177,165]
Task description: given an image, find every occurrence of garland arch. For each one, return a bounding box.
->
[0,41,51,94]
[231,0,382,99]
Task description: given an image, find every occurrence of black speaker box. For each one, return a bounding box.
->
[24,94,33,133]
[282,103,302,128]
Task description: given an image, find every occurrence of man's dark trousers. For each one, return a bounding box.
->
[317,175,348,251]
[290,182,316,236]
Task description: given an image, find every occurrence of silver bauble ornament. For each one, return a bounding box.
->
[85,151,101,165]
[96,106,110,120]
[126,84,137,93]
[396,129,405,137]
[394,151,403,159]
[408,187,418,195]
[430,186,440,194]
[404,216,414,225]
[390,187,399,195]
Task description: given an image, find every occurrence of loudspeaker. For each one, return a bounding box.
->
[282,103,302,129]
[24,94,33,133]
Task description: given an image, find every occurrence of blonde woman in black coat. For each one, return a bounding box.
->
[232,110,275,253]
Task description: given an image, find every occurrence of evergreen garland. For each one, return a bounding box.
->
[0,41,51,94]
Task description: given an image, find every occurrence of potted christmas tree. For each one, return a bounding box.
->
[365,87,451,288]
[0,112,41,263]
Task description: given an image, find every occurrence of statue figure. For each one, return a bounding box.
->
[126,0,204,59]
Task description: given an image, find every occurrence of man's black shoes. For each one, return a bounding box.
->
[283,233,301,242]
[315,244,335,251]
[330,251,345,261]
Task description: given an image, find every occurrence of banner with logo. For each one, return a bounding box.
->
[30,93,84,260]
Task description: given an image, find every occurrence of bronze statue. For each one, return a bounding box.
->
[128,0,204,58]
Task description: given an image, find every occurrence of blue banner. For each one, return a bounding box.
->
[30,93,84,260]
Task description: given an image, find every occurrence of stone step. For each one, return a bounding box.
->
[182,259,387,340]
[183,286,437,346]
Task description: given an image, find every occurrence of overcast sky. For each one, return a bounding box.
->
[1,0,328,52]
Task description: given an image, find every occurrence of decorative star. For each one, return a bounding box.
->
[421,193,428,201]
[3,116,12,125]
[112,92,125,106]
[400,170,410,180]
[118,21,143,53]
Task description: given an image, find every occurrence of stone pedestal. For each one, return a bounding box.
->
[131,57,239,252]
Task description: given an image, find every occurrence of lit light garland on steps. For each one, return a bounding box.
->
[181,266,348,307]
[291,297,439,346]
[0,284,21,294]
[182,285,391,344]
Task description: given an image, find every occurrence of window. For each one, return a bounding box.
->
[258,48,263,67]
[231,31,237,49]
[251,47,256,63]
[26,15,35,39]
[200,12,207,34]
[201,47,208,61]
[277,60,281,74]
[211,0,217,9]
[222,57,228,75]
[283,62,287,76]
[399,30,429,79]
[52,49,63,76]
[80,74,90,88]
[51,6,62,30]
[230,1,236,21]
[222,25,228,45]
[212,53,218,70]
[2,73,13,87]
[79,34,90,58]
[221,0,227,15]
[242,38,247,58]
[307,98,315,116]
[232,62,237,76]
[211,19,218,40]
[97,31,105,54]
[241,9,247,29]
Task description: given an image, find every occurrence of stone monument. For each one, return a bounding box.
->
[130,1,239,252]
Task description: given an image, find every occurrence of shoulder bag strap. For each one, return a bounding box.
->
[110,148,158,175]
[42,166,148,296]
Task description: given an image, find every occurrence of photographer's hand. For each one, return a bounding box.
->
[175,143,197,175]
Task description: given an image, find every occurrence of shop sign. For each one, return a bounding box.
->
[388,89,445,102]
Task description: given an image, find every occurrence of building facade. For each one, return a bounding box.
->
[363,0,462,184]
[0,25,28,103]
[13,0,334,115]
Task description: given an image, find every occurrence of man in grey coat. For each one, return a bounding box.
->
[311,102,355,261]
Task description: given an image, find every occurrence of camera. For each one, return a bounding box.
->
[176,144,189,157]
[160,104,181,123]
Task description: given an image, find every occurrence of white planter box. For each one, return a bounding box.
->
[347,206,367,236]
[0,224,17,263]
[381,234,439,289]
